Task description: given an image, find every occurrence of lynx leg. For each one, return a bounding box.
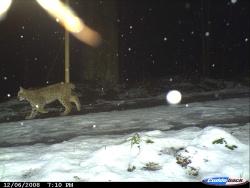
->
[70,95,81,111]
[59,98,72,116]
[37,105,49,114]
[26,107,38,119]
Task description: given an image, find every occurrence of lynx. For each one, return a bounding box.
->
[17,82,81,119]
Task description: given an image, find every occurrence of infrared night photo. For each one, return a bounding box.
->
[0,0,249,184]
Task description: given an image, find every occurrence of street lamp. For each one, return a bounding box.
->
[0,0,101,83]
[0,0,12,20]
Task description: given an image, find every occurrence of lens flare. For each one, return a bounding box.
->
[166,90,182,105]
[36,0,101,46]
[0,0,12,20]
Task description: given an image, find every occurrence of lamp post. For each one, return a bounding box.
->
[64,0,70,83]
[1,0,101,84]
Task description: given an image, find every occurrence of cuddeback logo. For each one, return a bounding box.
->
[202,177,249,186]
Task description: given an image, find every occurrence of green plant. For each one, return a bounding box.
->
[212,138,225,144]
[225,144,238,150]
[73,176,81,181]
[142,162,162,171]
[145,139,154,144]
[212,138,238,150]
[127,165,136,172]
[129,133,141,148]
[176,154,192,167]
[187,166,199,176]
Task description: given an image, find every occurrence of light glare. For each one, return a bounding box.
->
[36,0,101,46]
[36,0,83,33]
[166,90,182,105]
[0,0,12,20]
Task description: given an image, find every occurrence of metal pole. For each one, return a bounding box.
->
[65,0,70,83]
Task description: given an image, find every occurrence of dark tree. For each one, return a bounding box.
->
[73,0,119,85]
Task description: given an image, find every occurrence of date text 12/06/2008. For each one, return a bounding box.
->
[1,182,74,188]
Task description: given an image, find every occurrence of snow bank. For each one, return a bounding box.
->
[0,126,248,182]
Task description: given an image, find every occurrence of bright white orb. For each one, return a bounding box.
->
[166,90,182,104]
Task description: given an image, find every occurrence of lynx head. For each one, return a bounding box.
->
[17,87,27,101]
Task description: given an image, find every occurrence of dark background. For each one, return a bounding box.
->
[0,0,249,101]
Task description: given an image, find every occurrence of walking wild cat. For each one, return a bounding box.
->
[17,82,81,119]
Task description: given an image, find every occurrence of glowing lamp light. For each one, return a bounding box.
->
[36,0,101,47]
[1,0,101,46]
[166,90,182,104]
[0,0,12,20]
[36,0,83,33]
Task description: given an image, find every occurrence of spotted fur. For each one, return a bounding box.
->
[17,82,81,119]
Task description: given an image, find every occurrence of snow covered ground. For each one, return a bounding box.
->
[0,97,249,182]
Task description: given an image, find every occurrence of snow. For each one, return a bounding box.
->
[0,97,249,182]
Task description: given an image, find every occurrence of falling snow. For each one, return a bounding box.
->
[205,32,210,37]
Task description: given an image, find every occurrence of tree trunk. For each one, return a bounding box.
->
[79,0,119,85]
[201,0,211,78]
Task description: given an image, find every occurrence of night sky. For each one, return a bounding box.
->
[0,0,249,101]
